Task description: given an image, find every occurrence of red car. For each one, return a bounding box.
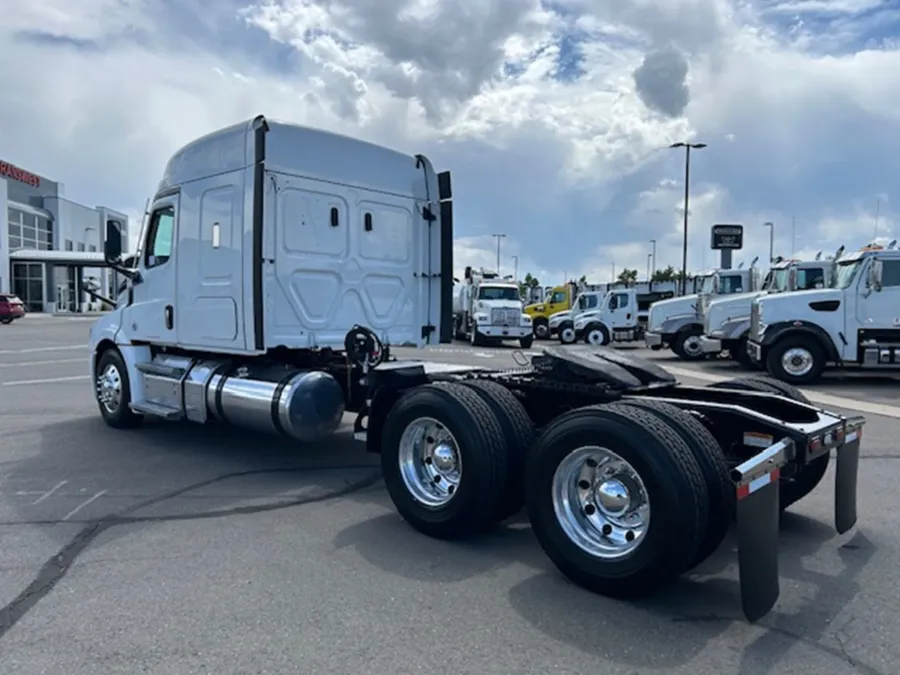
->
[0,294,26,324]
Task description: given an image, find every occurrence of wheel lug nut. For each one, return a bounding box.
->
[424,457,432,465]
[426,436,435,444]
[584,504,596,515]
[447,485,455,494]
[578,480,590,489]
[433,475,442,483]
[625,530,635,542]
[602,524,612,535]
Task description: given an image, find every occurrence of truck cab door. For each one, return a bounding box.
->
[857,258,900,338]
[607,291,633,329]
[123,196,179,344]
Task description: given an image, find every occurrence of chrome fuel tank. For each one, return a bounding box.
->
[206,367,345,442]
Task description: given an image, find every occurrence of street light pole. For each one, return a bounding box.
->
[511,255,519,281]
[646,253,652,281]
[670,141,707,295]
[491,233,506,273]
[763,221,774,262]
[650,239,657,278]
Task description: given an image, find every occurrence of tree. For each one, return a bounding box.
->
[617,268,639,284]
[651,265,677,282]
[520,273,540,297]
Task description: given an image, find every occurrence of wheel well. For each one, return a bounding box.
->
[93,339,119,374]
[678,323,702,335]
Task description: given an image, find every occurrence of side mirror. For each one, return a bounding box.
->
[104,219,123,263]
[869,259,883,291]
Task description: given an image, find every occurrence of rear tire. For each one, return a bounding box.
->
[459,380,535,521]
[525,403,709,599]
[95,348,143,429]
[381,383,509,540]
[620,399,732,567]
[672,327,705,361]
[707,377,827,509]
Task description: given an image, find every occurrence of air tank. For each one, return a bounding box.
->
[201,365,346,442]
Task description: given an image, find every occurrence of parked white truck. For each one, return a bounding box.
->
[644,264,761,360]
[453,267,533,348]
[87,115,865,623]
[558,288,676,345]
[699,253,839,366]
[747,241,900,384]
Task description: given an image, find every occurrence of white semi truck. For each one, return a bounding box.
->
[644,264,761,360]
[88,115,864,623]
[747,241,900,384]
[699,253,839,366]
[453,267,533,348]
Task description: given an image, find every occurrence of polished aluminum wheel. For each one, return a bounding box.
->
[682,335,703,357]
[781,347,814,377]
[552,446,650,560]
[97,363,123,414]
[398,416,463,508]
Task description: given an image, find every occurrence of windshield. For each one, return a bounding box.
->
[697,275,715,294]
[833,260,863,289]
[762,269,788,292]
[478,285,520,301]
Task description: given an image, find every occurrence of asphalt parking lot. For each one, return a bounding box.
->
[1,317,898,675]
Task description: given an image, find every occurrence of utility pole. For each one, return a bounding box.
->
[763,221,774,262]
[646,253,652,281]
[649,239,656,278]
[491,233,506,273]
[670,142,707,295]
[611,262,615,283]
[511,255,519,282]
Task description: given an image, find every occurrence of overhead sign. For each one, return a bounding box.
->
[711,224,743,249]
[0,161,40,187]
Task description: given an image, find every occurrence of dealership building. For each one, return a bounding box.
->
[0,159,130,313]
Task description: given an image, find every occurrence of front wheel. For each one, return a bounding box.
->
[765,336,827,385]
[732,335,759,369]
[534,319,550,340]
[672,327,705,361]
[559,323,576,344]
[584,324,610,346]
[94,348,143,429]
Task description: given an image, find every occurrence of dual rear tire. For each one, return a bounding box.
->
[380,386,732,599]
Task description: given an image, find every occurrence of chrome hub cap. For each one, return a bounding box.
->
[683,335,702,356]
[536,324,549,339]
[96,363,122,414]
[587,329,606,345]
[552,446,650,560]
[398,417,462,508]
[782,347,813,377]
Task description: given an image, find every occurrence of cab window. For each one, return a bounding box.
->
[616,293,629,308]
[549,290,567,304]
[797,268,825,290]
[585,294,599,309]
[145,206,175,268]
[882,260,900,288]
[718,275,743,293]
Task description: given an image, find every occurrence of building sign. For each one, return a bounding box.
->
[0,161,40,187]
[710,224,743,249]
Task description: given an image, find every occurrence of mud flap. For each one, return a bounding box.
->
[731,438,791,623]
[835,416,864,535]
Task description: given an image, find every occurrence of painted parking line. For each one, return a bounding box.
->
[0,358,83,368]
[1,375,89,386]
[0,344,86,355]
[664,364,900,420]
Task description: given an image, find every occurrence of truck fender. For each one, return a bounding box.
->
[660,315,699,337]
[760,321,841,362]
[722,318,752,341]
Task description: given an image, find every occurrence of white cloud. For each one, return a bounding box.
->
[1,0,899,288]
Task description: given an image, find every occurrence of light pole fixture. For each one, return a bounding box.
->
[492,233,506,273]
[670,141,707,294]
[763,222,774,262]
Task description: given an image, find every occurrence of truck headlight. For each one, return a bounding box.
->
[475,313,490,323]
[521,314,532,323]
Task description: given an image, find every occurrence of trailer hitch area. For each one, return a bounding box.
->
[732,438,790,623]
[731,414,865,623]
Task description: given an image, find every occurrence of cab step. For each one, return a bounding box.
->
[130,401,184,420]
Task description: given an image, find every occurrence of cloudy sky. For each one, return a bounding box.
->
[2,0,897,286]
